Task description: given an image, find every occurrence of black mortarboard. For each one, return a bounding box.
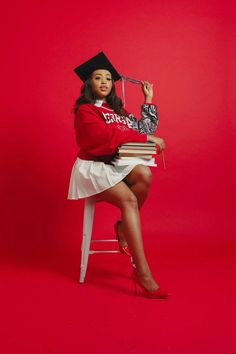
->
[74,52,121,82]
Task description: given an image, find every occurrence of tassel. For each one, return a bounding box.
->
[120,76,142,108]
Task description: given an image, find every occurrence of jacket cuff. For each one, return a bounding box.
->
[142,103,157,106]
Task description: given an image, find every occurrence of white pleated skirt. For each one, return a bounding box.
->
[67,158,139,200]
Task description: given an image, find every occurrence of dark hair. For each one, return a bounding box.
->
[73,77,126,125]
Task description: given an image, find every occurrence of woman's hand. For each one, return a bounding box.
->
[141,81,153,103]
[146,134,165,152]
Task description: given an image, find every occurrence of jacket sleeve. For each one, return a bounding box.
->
[75,104,147,156]
[124,104,158,134]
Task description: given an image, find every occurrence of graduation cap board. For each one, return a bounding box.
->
[74,51,142,106]
[74,52,121,82]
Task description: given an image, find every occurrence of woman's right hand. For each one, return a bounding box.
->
[146,134,165,152]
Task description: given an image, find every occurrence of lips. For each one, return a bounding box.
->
[100,86,108,90]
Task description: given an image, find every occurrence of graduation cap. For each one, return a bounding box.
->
[74,51,121,82]
[74,51,143,106]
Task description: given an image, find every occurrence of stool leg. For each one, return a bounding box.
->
[79,198,95,283]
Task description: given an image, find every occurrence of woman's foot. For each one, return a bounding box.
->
[131,271,168,299]
[114,220,132,257]
[135,271,159,291]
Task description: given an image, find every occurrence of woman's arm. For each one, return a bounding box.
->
[143,83,165,153]
[126,81,158,134]
[76,104,147,157]
[139,81,158,133]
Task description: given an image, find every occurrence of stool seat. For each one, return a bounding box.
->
[79,197,119,283]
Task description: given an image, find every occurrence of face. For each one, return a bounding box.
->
[90,69,113,100]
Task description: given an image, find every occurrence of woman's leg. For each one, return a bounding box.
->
[124,165,152,209]
[95,180,159,291]
[115,165,152,244]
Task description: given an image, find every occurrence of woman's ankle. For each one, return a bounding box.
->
[133,271,159,291]
[115,220,128,246]
[117,220,125,240]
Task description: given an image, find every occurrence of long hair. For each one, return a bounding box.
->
[73,78,126,126]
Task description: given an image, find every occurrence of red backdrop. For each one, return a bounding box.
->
[0,0,235,265]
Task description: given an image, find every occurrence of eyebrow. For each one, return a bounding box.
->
[94,73,112,77]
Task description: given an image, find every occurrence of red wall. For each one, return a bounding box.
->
[1,1,235,264]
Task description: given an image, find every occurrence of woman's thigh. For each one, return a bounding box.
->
[94,180,137,209]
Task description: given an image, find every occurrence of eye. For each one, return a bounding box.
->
[106,78,112,81]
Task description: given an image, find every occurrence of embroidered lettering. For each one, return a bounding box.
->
[102,112,133,128]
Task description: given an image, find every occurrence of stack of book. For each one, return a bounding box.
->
[111,142,157,167]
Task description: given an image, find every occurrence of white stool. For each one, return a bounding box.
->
[79,197,120,283]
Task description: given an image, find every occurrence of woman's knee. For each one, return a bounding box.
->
[133,165,152,185]
[121,191,138,210]
[96,181,138,210]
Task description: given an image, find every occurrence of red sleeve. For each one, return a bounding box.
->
[76,104,147,156]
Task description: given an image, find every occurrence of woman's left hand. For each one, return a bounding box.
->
[141,81,153,103]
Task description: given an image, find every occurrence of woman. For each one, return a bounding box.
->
[68,52,168,299]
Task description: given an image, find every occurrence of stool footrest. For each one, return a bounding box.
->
[91,239,118,243]
[80,197,121,283]
[89,250,120,254]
